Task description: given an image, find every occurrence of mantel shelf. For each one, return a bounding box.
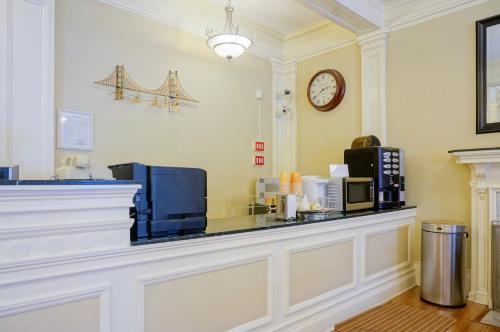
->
[449,148,500,164]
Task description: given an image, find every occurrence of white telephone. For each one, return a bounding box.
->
[55,155,114,180]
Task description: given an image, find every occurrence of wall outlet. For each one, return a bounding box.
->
[254,155,265,166]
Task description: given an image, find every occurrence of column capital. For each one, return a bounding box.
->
[357,29,389,52]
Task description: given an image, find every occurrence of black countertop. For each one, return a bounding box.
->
[0,180,140,185]
[132,206,416,246]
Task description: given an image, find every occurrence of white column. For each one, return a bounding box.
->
[469,164,491,305]
[357,30,388,145]
[0,0,55,179]
[271,60,297,176]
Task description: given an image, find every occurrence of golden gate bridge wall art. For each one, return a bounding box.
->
[95,65,199,112]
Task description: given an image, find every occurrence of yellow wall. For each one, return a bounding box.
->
[387,0,500,260]
[296,1,500,262]
[296,45,362,177]
[55,0,273,218]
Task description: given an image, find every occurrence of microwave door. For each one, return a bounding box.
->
[344,179,374,211]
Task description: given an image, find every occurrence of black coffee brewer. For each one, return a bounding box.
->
[344,136,404,209]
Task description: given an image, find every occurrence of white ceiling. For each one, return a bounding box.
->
[206,0,326,36]
[134,0,332,38]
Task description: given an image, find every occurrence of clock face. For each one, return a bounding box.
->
[309,72,337,107]
[307,69,346,112]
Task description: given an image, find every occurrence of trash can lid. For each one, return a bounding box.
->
[422,221,467,233]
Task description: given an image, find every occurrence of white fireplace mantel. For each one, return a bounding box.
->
[451,147,500,306]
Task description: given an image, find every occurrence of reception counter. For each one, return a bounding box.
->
[0,183,417,332]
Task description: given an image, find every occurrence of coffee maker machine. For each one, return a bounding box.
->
[344,146,404,209]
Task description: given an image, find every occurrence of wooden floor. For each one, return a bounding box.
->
[335,287,500,331]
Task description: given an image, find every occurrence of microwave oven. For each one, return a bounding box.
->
[326,177,374,212]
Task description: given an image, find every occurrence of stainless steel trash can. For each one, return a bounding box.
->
[421,222,468,307]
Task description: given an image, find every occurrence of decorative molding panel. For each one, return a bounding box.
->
[137,253,272,332]
[362,224,411,283]
[0,284,110,332]
[285,235,357,315]
[0,189,416,332]
[0,184,140,263]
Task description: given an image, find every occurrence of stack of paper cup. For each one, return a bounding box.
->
[290,172,303,194]
[280,172,290,194]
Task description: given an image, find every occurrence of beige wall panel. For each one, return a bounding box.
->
[290,240,354,306]
[145,260,267,332]
[55,0,273,218]
[387,1,500,264]
[0,297,99,332]
[296,45,361,177]
[365,227,408,277]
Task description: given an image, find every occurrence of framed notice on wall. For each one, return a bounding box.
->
[57,109,94,150]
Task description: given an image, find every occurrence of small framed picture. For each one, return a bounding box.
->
[57,109,94,151]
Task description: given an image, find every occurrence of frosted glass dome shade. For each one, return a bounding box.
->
[207,34,252,60]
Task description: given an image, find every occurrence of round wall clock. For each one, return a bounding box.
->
[307,69,346,112]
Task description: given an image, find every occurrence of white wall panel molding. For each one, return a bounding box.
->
[0,206,416,285]
[285,235,357,315]
[0,0,54,179]
[361,224,412,284]
[357,30,388,145]
[0,186,416,332]
[136,253,272,332]
[0,284,111,331]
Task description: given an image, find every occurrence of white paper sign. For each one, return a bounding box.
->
[57,109,93,150]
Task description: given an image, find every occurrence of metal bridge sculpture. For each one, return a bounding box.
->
[95,65,198,112]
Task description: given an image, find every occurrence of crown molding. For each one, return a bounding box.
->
[95,0,494,65]
[284,19,331,40]
[385,0,493,31]
[337,0,385,27]
[283,36,356,64]
[299,0,379,34]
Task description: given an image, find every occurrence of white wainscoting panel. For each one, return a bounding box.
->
[0,284,110,332]
[137,254,272,332]
[0,185,417,332]
[286,235,356,314]
[363,224,411,282]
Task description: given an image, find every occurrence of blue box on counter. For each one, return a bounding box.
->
[109,162,207,241]
[0,166,19,180]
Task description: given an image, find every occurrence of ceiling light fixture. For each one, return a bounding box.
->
[206,0,256,61]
